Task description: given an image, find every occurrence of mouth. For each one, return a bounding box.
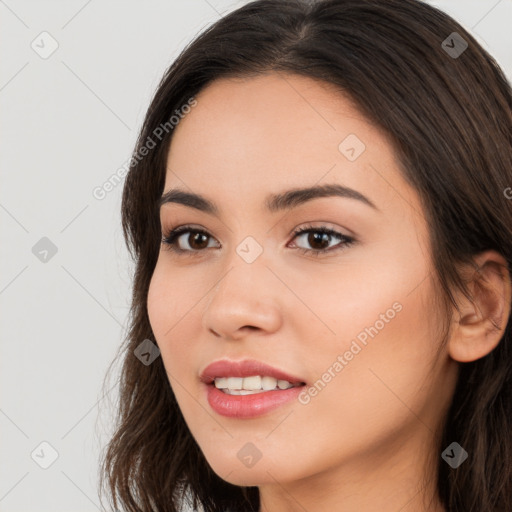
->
[212,375,304,395]
[200,359,307,418]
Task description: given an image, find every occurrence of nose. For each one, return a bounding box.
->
[201,257,282,341]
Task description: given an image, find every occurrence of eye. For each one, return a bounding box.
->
[161,225,219,254]
[161,223,355,257]
[289,224,355,257]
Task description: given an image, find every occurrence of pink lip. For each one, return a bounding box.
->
[200,359,305,385]
[200,359,306,419]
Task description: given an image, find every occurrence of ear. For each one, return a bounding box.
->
[448,251,511,363]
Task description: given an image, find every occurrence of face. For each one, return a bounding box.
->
[147,72,457,489]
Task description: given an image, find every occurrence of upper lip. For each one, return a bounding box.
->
[200,359,306,385]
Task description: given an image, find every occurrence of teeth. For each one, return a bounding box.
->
[214,377,228,389]
[223,389,265,395]
[242,375,261,390]
[226,377,243,389]
[277,379,293,389]
[214,375,297,392]
[262,376,278,390]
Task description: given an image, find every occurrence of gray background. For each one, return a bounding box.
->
[1,1,511,511]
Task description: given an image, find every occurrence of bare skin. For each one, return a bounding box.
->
[147,72,510,512]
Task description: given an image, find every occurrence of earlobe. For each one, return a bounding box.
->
[448,251,511,363]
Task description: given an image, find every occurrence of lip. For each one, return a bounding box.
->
[200,359,305,385]
[200,359,306,419]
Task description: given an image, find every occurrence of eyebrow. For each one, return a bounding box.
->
[159,183,378,215]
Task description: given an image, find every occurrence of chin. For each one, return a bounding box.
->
[219,471,269,487]
[204,450,305,487]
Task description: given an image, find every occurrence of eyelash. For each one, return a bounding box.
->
[161,223,355,258]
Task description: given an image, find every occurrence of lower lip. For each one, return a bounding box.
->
[205,383,305,418]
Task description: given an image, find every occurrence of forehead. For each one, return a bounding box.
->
[163,72,420,220]
[167,72,380,170]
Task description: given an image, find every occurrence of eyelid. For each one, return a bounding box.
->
[160,222,356,256]
[160,224,219,255]
[288,223,355,255]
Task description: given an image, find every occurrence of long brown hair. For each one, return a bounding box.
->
[99,1,512,510]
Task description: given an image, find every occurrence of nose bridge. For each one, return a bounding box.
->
[201,236,281,336]
[208,239,269,307]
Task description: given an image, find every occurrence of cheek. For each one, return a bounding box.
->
[280,243,432,360]
[295,272,441,446]
[147,264,195,374]
[147,256,205,336]
[147,265,202,435]
[147,260,216,418]
[284,248,440,428]
[147,266,168,341]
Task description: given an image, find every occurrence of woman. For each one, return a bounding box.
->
[100,1,512,510]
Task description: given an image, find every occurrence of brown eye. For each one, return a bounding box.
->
[306,232,331,251]
[161,227,219,254]
[186,232,210,250]
[290,225,355,256]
